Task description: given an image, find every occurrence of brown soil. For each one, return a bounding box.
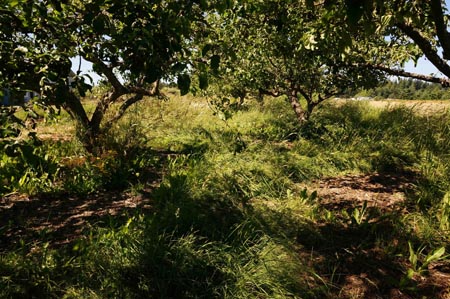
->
[0,189,154,251]
[315,172,413,214]
[1,169,449,298]
[307,172,450,299]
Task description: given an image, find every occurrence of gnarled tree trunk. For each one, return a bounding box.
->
[288,90,309,124]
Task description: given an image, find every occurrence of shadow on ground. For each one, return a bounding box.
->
[255,171,450,298]
[0,189,154,251]
[306,171,450,299]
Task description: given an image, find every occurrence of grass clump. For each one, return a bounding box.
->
[1,93,450,298]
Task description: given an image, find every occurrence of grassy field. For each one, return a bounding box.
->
[1,93,450,298]
[347,98,450,115]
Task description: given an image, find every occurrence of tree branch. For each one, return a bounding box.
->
[429,0,450,60]
[367,64,450,87]
[89,73,162,136]
[129,84,160,97]
[62,90,90,128]
[258,88,281,97]
[89,91,124,135]
[83,54,126,93]
[102,94,144,133]
[84,53,128,135]
[297,87,311,102]
[397,22,450,78]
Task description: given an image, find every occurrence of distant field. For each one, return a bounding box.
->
[336,98,450,115]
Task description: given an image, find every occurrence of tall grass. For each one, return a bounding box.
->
[1,93,450,298]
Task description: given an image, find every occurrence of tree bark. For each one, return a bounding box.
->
[288,90,308,124]
[429,0,450,60]
[397,22,450,79]
[365,63,450,86]
[89,90,124,137]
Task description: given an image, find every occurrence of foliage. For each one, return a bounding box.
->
[203,0,386,124]
[348,78,450,100]
[0,105,59,195]
[1,94,450,298]
[337,0,450,85]
[0,0,228,152]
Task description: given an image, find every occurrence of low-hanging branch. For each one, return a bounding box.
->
[365,64,450,87]
[397,22,450,79]
[101,93,144,133]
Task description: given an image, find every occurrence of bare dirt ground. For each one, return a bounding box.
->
[0,190,154,251]
[309,172,450,299]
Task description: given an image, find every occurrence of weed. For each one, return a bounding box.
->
[2,95,450,298]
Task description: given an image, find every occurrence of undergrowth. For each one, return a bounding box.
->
[1,94,450,298]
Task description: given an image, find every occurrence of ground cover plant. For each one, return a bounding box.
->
[1,91,450,298]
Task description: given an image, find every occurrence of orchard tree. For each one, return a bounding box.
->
[0,0,228,153]
[205,0,385,124]
[336,0,450,86]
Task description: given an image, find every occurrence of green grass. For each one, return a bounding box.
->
[1,93,450,298]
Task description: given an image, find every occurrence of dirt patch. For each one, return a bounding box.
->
[314,172,415,215]
[304,172,450,299]
[0,188,155,251]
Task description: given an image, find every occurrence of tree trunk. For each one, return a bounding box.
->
[63,97,103,154]
[288,91,309,124]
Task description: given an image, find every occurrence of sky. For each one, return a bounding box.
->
[404,57,442,77]
[70,57,101,84]
[72,1,450,85]
[72,55,443,86]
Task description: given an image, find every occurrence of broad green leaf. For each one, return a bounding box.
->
[210,55,220,70]
[177,74,191,96]
[199,72,208,90]
[425,247,445,264]
[9,0,20,8]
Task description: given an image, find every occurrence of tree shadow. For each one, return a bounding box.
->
[254,168,450,298]
[0,190,154,252]
[0,147,175,252]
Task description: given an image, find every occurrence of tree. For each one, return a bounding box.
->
[0,0,226,153]
[334,0,450,86]
[205,0,385,124]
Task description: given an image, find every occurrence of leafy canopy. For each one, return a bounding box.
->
[205,0,385,122]
[0,0,229,152]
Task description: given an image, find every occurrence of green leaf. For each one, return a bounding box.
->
[210,55,220,70]
[199,72,208,90]
[177,74,191,96]
[424,247,445,265]
[346,0,365,26]
[202,44,212,57]
[172,62,187,73]
[408,242,418,269]
[9,0,20,8]
[406,268,415,279]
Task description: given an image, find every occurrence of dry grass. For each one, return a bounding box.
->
[335,99,450,115]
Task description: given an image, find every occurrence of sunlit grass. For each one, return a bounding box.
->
[1,93,450,298]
